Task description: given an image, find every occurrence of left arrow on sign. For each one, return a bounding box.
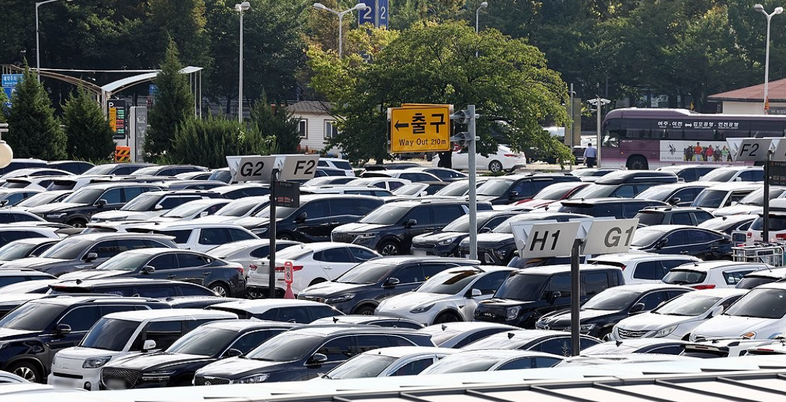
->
[394,121,409,131]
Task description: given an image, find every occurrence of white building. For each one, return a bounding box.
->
[287,101,341,156]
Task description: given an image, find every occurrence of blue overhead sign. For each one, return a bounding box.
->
[358,0,388,28]
[1,74,22,88]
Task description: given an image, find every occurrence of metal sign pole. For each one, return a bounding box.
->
[570,238,582,356]
[765,151,772,243]
[268,168,279,298]
[467,105,478,260]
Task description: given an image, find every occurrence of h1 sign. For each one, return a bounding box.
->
[511,221,580,258]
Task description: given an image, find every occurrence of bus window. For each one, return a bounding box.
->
[603,130,620,148]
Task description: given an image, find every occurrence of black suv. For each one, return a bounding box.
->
[635,206,715,226]
[331,199,493,255]
[298,256,480,314]
[100,320,299,389]
[0,233,178,276]
[411,210,519,257]
[476,173,580,205]
[473,264,624,328]
[235,194,384,242]
[558,198,668,219]
[29,182,162,227]
[191,325,434,384]
[49,278,220,298]
[0,295,168,383]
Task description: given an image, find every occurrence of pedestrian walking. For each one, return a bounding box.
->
[584,143,597,168]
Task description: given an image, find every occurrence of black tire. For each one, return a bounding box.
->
[278,233,295,241]
[210,282,230,297]
[434,311,462,324]
[626,155,649,170]
[378,240,401,256]
[8,361,42,383]
[488,160,504,173]
[598,328,612,342]
[354,304,376,315]
[67,219,87,228]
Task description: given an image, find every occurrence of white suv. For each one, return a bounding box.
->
[128,222,258,252]
[661,261,770,289]
[318,158,355,177]
[48,309,237,391]
[746,199,786,244]
[587,253,700,284]
[690,282,786,341]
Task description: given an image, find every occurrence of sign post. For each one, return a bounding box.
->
[731,138,778,242]
[283,261,295,299]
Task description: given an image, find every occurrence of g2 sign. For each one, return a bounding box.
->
[232,156,276,183]
[582,219,639,255]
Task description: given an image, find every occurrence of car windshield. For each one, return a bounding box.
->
[737,188,780,206]
[477,179,514,197]
[533,183,578,200]
[692,190,728,209]
[119,193,159,211]
[631,227,667,247]
[0,242,38,261]
[750,215,786,231]
[700,169,737,182]
[635,212,664,226]
[337,261,394,284]
[493,215,541,234]
[216,198,266,217]
[635,186,674,201]
[442,214,493,232]
[244,333,324,361]
[359,205,409,225]
[421,356,496,374]
[254,205,297,219]
[394,184,426,196]
[166,327,239,356]
[0,302,65,331]
[96,252,151,271]
[80,318,138,351]
[435,181,469,196]
[418,269,482,295]
[63,188,104,204]
[735,276,778,290]
[662,269,707,285]
[162,202,212,218]
[17,192,66,207]
[39,238,92,260]
[724,288,786,319]
[84,165,116,175]
[130,167,159,176]
[494,273,548,301]
[582,289,641,311]
[652,294,720,316]
[326,354,397,379]
[569,184,615,199]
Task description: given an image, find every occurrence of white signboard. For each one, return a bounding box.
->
[279,154,319,181]
[512,221,580,258]
[582,219,639,255]
[731,138,773,162]
[510,220,557,254]
[231,155,277,183]
[769,138,786,162]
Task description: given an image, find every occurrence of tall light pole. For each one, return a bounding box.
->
[313,2,368,58]
[235,1,250,122]
[755,4,783,114]
[475,2,488,57]
[35,0,73,81]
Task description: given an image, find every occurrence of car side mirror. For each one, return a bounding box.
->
[479,227,492,233]
[142,265,156,274]
[655,238,668,249]
[200,211,209,217]
[95,199,107,208]
[0,200,8,207]
[383,277,400,288]
[55,323,71,336]
[296,212,307,223]
[84,252,98,262]
[508,191,519,199]
[307,353,328,366]
[708,305,724,318]
[405,219,417,228]
[154,204,164,210]
[142,339,157,352]
[223,348,243,358]
[548,291,562,303]
[734,177,742,182]
[469,288,482,298]
[629,303,646,314]
[668,197,681,206]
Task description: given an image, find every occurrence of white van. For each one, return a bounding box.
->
[47,309,237,391]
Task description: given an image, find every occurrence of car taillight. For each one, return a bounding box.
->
[503,154,517,157]
[249,264,258,271]
[274,265,304,272]
[691,284,716,290]
[236,267,244,275]
[776,234,786,240]
[747,232,752,238]
[274,266,285,272]
[620,265,626,270]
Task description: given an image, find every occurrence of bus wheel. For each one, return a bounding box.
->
[626,156,648,170]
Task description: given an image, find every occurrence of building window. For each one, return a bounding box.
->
[298,120,308,138]
[324,120,339,140]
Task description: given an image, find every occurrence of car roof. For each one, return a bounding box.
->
[479,329,575,344]
[359,256,480,265]
[671,261,770,272]
[32,295,164,306]
[112,247,201,257]
[0,269,54,277]
[279,242,362,253]
[704,183,762,191]
[79,182,161,190]
[199,319,301,331]
[102,308,237,322]
[603,283,691,293]
[138,222,249,230]
[588,252,699,263]
[450,349,560,359]
[562,197,666,205]
[517,264,621,275]
[282,325,419,337]
[210,299,328,313]
[679,288,749,297]
[311,315,422,326]
[742,267,786,279]
[357,346,460,359]
[419,321,520,334]
[51,278,196,287]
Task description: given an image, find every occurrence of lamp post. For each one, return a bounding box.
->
[235,1,250,122]
[475,2,488,57]
[35,0,73,81]
[313,2,368,58]
[754,4,783,114]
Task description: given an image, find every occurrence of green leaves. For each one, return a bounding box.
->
[248,94,301,154]
[170,116,275,168]
[62,85,116,162]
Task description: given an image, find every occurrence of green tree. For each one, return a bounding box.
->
[144,40,195,161]
[0,89,8,123]
[249,94,301,154]
[62,85,116,161]
[6,65,66,160]
[170,116,276,168]
[308,22,571,164]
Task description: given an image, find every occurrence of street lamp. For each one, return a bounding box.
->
[754,4,783,114]
[35,0,73,81]
[235,1,250,122]
[475,2,488,57]
[313,2,368,58]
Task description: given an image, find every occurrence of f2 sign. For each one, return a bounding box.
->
[730,138,773,162]
[511,221,579,259]
[279,154,319,181]
[582,219,639,255]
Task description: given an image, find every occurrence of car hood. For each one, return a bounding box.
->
[378,292,455,310]
[1,257,70,269]
[334,223,388,233]
[56,346,127,361]
[29,202,86,214]
[196,356,291,378]
[413,232,463,244]
[58,270,127,281]
[301,281,366,296]
[616,312,697,331]
[692,315,781,340]
[92,211,155,221]
[712,205,760,217]
[461,233,513,246]
[234,217,277,229]
[541,309,618,326]
[478,298,536,307]
[0,327,38,340]
[108,352,211,371]
[192,216,239,224]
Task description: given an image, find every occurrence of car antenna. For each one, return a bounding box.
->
[332,317,339,324]
[507,332,515,339]
[616,340,622,347]
[441,324,447,331]
[76,279,82,285]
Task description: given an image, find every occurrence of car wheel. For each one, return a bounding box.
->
[210,282,230,297]
[278,233,294,241]
[67,219,87,228]
[598,328,612,342]
[434,311,462,324]
[378,240,400,256]
[9,361,41,383]
[354,304,376,315]
[626,155,648,170]
[488,160,503,173]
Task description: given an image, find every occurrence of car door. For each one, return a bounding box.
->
[144,252,180,281]
[42,306,102,368]
[301,336,356,380]
[325,199,364,239]
[196,228,232,252]
[669,212,693,225]
[389,356,438,376]
[452,148,470,170]
[400,206,435,247]
[314,247,356,280]
[658,230,689,255]
[97,188,125,210]
[348,246,379,263]
[174,252,214,285]
[376,264,424,301]
[81,240,121,269]
[460,270,511,320]
[291,200,330,241]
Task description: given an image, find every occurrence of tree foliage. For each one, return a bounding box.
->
[6,65,66,160]
[62,86,116,162]
[144,40,195,161]
[0,90,8,123]
[170,116,276,168]
[249,94,302,154]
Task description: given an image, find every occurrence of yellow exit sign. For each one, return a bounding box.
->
[389,105,451,153]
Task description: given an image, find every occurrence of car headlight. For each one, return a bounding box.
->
[47,213,67,219]
[494,249,507,259]
[142,370,176,381]
[326,293,355,303]
[579,324,596,333]
[653,325,678,338]
[410,303,435,314]
[506,306,521,320]
[252,227,268,235]
[233,373,269,384]
[438,239,454,246]
[82,356,112,369]
[741,331,757,339]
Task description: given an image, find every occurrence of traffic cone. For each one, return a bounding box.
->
[284,283,295,299]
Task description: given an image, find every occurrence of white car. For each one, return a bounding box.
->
[320,346,459,380]
[712,186,786,217]
[47,309,237,391]
[345,177,411,192]
[416,322,520,348]
[90,190,220,222]
[247,242,380,297]
[127,222,258,252]
[611,288,748,341]
[661,261,770,289]
[690,282,786,341]
[375,266,514,325]
[208,299,343,322]
[433,144,527,173]
[190,196,270,224]
[317,158,355,177]
[698,166,763,182]
[746,198,786,244]
[207,239,301,277]
[586,253,701,284]
[147,198,231,223]
[690,182,761,212]
[418,349,562,374]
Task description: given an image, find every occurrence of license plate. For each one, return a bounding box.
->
[412,250,427,256]
[106,379,127,390]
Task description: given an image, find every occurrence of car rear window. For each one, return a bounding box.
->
[661,269,706,285]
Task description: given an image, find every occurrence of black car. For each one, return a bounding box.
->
[100,320,299,389]
[331,199,493,255]
[0,158,47,176]
[459,212,590,265]
[83,163,154,176]
[461,329,602,356]
[47,160,94,175]
[407,167,467,182]
[58,248,246,298]
[535,284,692,340]
[411,210,519,257]
[235,194,384,242]
[634,182,713,206]
[635,206,715,226]
[567,170,678,199]
[473,264,625,328]
[0,233,178,276]
[656,165,719,183]
[49,278,221,298]
[191,325,434,384]
[29,182,163,227]
[476,173,580,205]
[631,225,732,260]
[310,315,425,329]
[0,269,55,288]
[699,215,755,236]
[0,296,168,383]
[130,165,208,177]
[298,256,481,315]
[558,198,668,219]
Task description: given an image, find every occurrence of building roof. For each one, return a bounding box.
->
[286,100,333,115]
[709,78,786,102]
